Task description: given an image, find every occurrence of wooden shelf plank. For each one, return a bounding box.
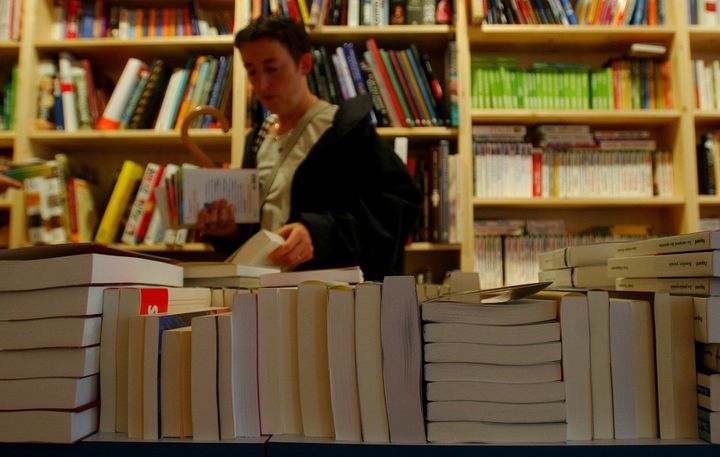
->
[377,127,458,139]
[697,195,720,206]
[468,25,675,50]
[470,109,681,125]
[405,242,462,252]
[308,25,453,52]
[0,41,20,59]
[28,129,231,149]
[689,27,720,51]
[473,197,685,209]
[0,131,14,148]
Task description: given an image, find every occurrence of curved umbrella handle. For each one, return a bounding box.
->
[180,105,231,168]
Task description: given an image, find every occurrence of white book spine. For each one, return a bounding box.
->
[154,69,183,131]
[98,57,147,129]
[121,163,162,244]
[58,52,79,132]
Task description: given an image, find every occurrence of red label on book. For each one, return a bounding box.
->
[139,288,169,314]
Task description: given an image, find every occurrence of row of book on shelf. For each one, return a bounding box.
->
[49,0,233,39]
[248,0,453,27]
[0,65,16,131]
[36,53,233,132]
[302,40,457,128]
[471,54,672,110]
[691,0,720,25]
[2,228,720,444]
[694,59,720,111]
[472,125,674,199]
[474,0,667,25]
[0,0,21,41]
[3,156,262,246]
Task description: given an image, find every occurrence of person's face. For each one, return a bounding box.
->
[240,37,312,117]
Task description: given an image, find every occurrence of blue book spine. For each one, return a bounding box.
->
[405,49,439,126]
[202,56,230,128]
[167,58,194,129]
[688,0,696,25]
[54,78,65,131]
[559,0,577,24]
[156,9,163,37]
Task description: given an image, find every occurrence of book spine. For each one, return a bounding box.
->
[129,60,171,129]
[94,160,144,244]
[58,52,79,132]
[379,48,414,127]
[97,58,148,130]
[366,39,407,127]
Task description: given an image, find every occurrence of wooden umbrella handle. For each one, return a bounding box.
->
[180,105,231,168]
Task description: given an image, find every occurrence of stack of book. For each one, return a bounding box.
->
[537,241,619,289]
[421,290,567,443]
[0,243,183,443]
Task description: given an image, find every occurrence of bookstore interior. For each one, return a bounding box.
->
[1,0,720,454]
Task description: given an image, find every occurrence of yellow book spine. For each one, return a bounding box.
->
[297,0,310,24]
[94,160,144,244]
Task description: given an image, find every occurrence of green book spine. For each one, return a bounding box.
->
[379,48,415,127]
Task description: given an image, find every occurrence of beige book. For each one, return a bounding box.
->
[587,290,614,439]
[0,286,105,320]
[327,285,362,441]
[0,407,98,443]
[231,293,261,437]
[0,375,97,410]
[0,316,101,350]
[422,298,558,325]
[0,346,99,380]
[427,380,565,403]
[296,281,334,437]
[427,400,566,423]
[610,297,658,439]
[191,314,220,440]
[653,293,698,439]
[424,341,561,365]
[694,296,720,343]
[276,288,303,435]
[257,287,282,435]
[426,421,567,444]
[424,361,562,383]
[535,291,592,441]
[354,282,389,442]
[698,371,720,411]
[160,326,192,438]
[423,321,560,345]
[613,230,720,257]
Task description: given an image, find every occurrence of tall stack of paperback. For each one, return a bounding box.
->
[421,289,567,443]
[0,243,182,443]
[609,230,720,442]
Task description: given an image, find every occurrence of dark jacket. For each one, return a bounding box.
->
[213,95,422,281]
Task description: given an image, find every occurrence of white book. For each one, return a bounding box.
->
[0,316,101,350]
[424,361,562,383]
[423,321,560,345]
[153,69,183,131]
[654,293,698,439]
[610,297,658,439]
[587,290,614,439]
[698,371,720,411]
[615,276,720,296]
[426,380,566,403]
[538,264,614,289]
[0,286,106,320]
[694,296,720,343]
[0,346,99,379]
[225,229,285,266]
[327,285,362,441]
[260,266,364,288]
[426,421,567,444]
[97,57,148,129]
[381,276,425,443]
[160,326,192,438]
[231,293,261,437]
[216,313,237,439]
[427,400,566,423]
[58,52,79,132]
[424,341,562,365]
[191,314,220,440]
[0,407,98,443]
[613,230,720,257]
[353,282,389,442]
[0,375,97,410]
[182,262,279,279]
[538,242,621,269]
[608,250,720,278]
[121,162,163,244]
[181,168,260,225]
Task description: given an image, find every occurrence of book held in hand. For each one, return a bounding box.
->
[181,168,260,225]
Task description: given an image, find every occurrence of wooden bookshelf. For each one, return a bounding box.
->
[472,197,686,209]
[470,109,681,125]
[0,131,14,148]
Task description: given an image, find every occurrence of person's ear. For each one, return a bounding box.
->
[299,52,313,76]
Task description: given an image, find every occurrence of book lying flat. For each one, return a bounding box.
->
[424,362,562,383]
[423,321,560,345]
[0,404,98,443]
[615,277,720,296]
[424,341,562,365]
[225,229,285,266]
[0,316,101,350]
[427,400,566,423]
[613,230,720,257]
[421,298,558,325]
[608,250,720,278]
[0,375,97,410]
[538,242,622,269]
[0,252,183,291]
[181,262,279,279]
[259,266,364,288]
[0,346,99,379]
[0,286,106,320]
[426,421,567,444]
[426,380,565,403]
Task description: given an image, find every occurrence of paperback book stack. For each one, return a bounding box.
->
[537,241,619,289]
[609,230,720,442]
[421,288,568,443]
[0,243,183,443]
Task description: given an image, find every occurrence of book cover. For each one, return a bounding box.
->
[94,160,144,244]
[180,168,260,225]
[97,58,148,130]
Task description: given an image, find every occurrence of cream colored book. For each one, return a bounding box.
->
[587,290,614,439]
[0,375,97,410]
[423,321,560,345]
[653,293,698,439]
[608,250,720,278]
[427,400,566,423]
[424,341,561,365]
[426,380,565,403]
[613,230,720,257]
[698,371,720,411]
[426,421,567,444]
[225,229,285,266]
[424,362,562,383]
[160,326,192,438]
[694,296,720,343]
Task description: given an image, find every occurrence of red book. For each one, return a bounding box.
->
[366,38,407,127]
[134,164,166,243]
[388,50,424,126]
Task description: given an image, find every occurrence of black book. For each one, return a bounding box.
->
[311,48,332,103]
[318,46,343,105]
[416,47,450,126]
[128,59,170,129]
[360,60,391,126]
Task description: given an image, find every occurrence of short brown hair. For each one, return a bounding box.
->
[234,16,311,63]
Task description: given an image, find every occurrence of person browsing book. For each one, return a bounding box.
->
[196,16,422,281]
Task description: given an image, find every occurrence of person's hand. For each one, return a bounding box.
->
[0,175,21,191]
[195,199,238,239]
[270,222,314,268]
[0,166,21,192]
